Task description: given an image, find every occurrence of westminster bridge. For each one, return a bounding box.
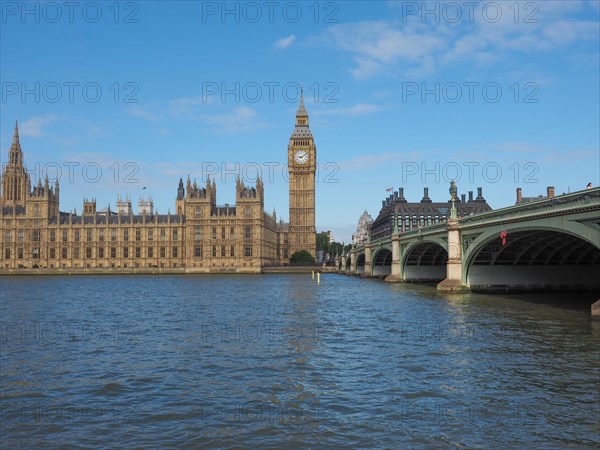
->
[337,188,600,292]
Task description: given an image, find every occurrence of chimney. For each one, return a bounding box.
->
[398,187,406,202]
[421,187,431,203]
[476,187,483,201]
[468,191,473,202]
[461,194,466,203]
[516,188,523,204]
[547,186,555,198]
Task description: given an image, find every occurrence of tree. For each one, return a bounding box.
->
[290,250,315,265]
[316,232,330,252]
[328,241,343,257]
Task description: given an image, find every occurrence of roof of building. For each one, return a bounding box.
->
[372,187,492,229]
[46,214,186,225]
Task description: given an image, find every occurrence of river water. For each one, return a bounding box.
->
[1,274,598,449]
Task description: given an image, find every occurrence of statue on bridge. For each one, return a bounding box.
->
[449,180,458,220]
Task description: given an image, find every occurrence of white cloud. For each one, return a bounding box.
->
[316,4,599,79]
[339,151,423,170]
[325,21,446,78]
[168,95,208,115]
[200,107,268,134]
[126,107,161,122]
[314,103,380,116]
[19,115,58,137]
[274,34,296,49]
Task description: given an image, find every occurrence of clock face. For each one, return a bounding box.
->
[294,150,309,164]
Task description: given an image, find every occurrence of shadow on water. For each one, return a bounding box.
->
[493,291,599,313]
[364,275,599,314]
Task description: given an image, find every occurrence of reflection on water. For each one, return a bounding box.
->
[1,275,598,448]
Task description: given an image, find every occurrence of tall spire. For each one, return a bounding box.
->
[13,119,20,145]
[177,177,184,200]
[296,86,307,117]
[8,119,23,166]
[294,86,310,130]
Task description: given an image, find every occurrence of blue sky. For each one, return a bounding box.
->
[1,1,599,242]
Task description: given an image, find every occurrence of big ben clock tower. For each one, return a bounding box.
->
[288,89,316,259]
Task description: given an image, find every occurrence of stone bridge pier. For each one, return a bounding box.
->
[437,218,468,291]
[384,234,402,283]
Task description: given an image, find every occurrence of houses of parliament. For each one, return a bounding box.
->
[0,96,317,272]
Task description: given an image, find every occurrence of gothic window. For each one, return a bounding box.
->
[172,246,178,258]
[245,246,252,257]
[194,226,202,241]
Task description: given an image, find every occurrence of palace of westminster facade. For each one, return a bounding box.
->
[0,97,317,272]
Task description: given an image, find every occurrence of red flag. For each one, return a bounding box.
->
[500,230,507,246]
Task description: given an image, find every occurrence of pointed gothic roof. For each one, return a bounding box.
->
[296,88,307,116]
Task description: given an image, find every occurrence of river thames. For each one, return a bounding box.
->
[1,274,598,448]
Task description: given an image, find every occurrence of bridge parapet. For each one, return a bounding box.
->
[457,188,599,228]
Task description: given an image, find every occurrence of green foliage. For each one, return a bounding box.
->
[290,250,316,265]
[316,232,330,252]
[328,242,343,257]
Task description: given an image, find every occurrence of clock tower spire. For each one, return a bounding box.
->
[288,89,316,259]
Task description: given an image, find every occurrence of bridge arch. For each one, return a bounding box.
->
[402,240,448,282]
[464,224,600,291]
[355,252,366,275]
[371,246,393,277]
